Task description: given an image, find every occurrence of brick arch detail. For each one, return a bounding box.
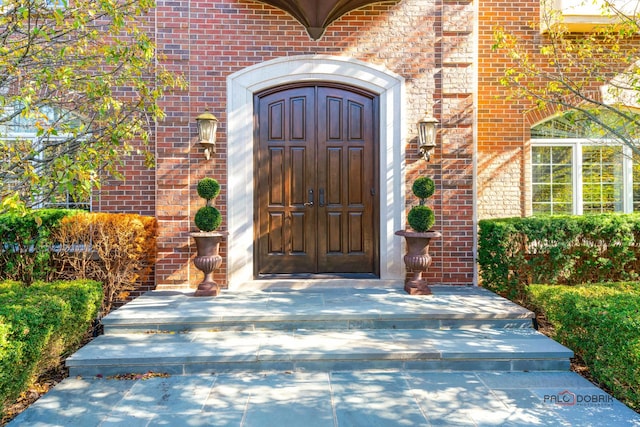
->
[524,89,606,129]
[226,55,406,287]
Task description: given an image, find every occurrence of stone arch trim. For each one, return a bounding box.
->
[226,55,406,287]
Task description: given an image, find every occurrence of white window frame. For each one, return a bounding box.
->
[531,138,634,215]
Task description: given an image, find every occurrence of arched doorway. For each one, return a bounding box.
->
[227,55,405,287]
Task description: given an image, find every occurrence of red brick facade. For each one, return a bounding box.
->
[477,1,539,220]
[98,0,479,290]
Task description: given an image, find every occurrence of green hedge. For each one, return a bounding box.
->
[0,209,78,283]
[478,214,640,300]
[527,283,640,411]
[0,279,102,416]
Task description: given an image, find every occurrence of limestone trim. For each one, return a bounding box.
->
[227,55,406,287]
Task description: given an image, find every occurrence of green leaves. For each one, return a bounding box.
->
[478,214,640,300]
[528,282,640,411]
[0,0,187,210]
[0,208,76,283]
[0,279,102,415]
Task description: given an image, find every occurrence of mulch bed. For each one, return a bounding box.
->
[1,364,69,426]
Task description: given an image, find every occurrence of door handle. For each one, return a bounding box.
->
[319,188,325,207]
[304,189,314,207]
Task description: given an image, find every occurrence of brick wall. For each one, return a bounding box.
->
[477,1,540,220]
[100,0,477,288]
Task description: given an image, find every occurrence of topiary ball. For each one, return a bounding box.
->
[197,178,221,201]
[194,206,222,232]
[412,176,435,200]
[407,205,435,232]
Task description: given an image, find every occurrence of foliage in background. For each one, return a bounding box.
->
[527,283,640,411]
[0,209,78,283]
[0,279,102,418]
[478,214,640,300]
[492,0,640,153]
[52,212,157,315]
[0,0,186,210]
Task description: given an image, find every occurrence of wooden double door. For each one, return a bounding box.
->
[255,84,379,276]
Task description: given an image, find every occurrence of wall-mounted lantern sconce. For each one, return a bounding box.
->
[196,110,218,160]
[417,114,439,162]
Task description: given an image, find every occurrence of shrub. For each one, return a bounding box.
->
[194,206,222,232]
[0,210,157,315]
[197,177,221,201]
[194,177,222,232]
[0,209,77,283]
[52,213,157,315]
[407,176,436,232]
[407,205,435,232]
[412,176,435,199]
[478,214,640,300]
[527,283,640,411]
[0,280,102,417]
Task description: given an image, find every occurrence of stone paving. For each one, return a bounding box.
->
[8,282,640,426]
[9,370,640,426]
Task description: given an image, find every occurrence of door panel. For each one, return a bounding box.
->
[317,87,375,272]
[256,85,377,275]
[257,87,316,274]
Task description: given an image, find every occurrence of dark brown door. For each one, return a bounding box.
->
[255,85,378,275]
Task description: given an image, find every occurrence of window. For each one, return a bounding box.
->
[0,104,90,210]
[532,146,574,215]
[541,0,639,33]
[531,111,640,215]
[582,146,623,213]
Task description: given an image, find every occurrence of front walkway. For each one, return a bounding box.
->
[8,282,640,426]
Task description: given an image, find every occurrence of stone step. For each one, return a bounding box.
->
[101,286,535,333]
[66,328,573,377]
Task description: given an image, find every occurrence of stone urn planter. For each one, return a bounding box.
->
[190,231,228,297]
[395,230,441,295]
[396,176,440,295]
[191,177,224,297]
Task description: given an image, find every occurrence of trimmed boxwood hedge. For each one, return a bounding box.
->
[478,214,640,300]
[0,209,79,284]
[0,279,102,417]
[527,283,640,411]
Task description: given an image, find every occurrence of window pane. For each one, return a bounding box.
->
[552,183,572,203]
[553,165,572,184]
[532,203,551,214]
[532,165,551,183]
[552,147,572,164]
[634,153,640,211]
[532,146,573,215]
[533,183,551,202]
[582,146,623,213]
[554,203,573,214]
[532,147,551,164]
[583,184,600,202]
